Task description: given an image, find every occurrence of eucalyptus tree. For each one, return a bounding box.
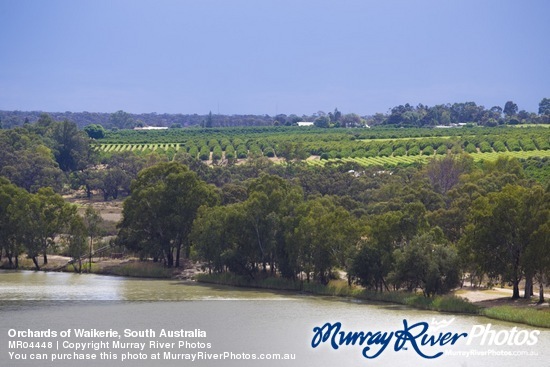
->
[243,174,303,275]
[191,205,232,274]
[50,119,91,172]
[63,214,87,273]
[0,128,64,192]
[118,162,219,267]
[290,196,362,284]
[83,206,103,272]
[392,229,460,296]
[463,184,548,299]
[0,178,28,268]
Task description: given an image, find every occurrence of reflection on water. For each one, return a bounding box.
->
[1,271,122,300]
[0,270,300,301]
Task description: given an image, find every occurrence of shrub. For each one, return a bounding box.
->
[165,147,176,160]
[534,137,550,150]
[378,147,393,157]
[225,146,236,159]
[506,138,521,152]
[104,261,173,278]
[248,144,263,157]
[422,145,434,156]
[188,146,199,158]
[436,144,447,155]
[330,150,342,159]
[351,148,367,158]
[520,138,536,151]
[479,141,492,153]
[340,148,353,158]
[236,145,248,159]
[199,145,210,160]
[393,147,407,156]
[264,147,275,157]
[492,140,507,152]
[212,146,223,160]
[220,138,231,150]
[464,143,477,153]
[408,145,420,156]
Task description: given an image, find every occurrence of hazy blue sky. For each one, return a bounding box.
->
[0,0,548,115]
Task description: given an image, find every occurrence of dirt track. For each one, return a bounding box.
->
[455,286,549,308]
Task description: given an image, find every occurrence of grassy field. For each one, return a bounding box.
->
[482,306,550,328]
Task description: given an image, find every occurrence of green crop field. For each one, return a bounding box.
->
[306,149,550,168]
[96,125,550,166]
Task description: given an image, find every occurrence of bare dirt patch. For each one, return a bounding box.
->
[454,286,549,309]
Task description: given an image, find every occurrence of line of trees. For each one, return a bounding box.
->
[0,178,101,272]
[2,98,549,130]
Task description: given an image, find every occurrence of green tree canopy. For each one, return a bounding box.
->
[392,229,460,297]
[51,119,91,172]
[539,98,550,115]
[84,124,106,139]
[118,162,219,267]
[462,184,548,299]
[503,101,518,117]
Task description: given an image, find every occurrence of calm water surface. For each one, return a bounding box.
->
[0,270,548,367]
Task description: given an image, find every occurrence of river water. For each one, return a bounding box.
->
[0,271,548,367]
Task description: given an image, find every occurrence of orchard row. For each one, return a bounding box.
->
[97,126,550,166]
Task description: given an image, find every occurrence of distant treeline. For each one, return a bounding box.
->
[0,110,275,130]
[1,98,549,130]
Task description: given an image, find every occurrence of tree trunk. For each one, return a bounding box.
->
[512,280,520,299]
[43,251,48,265]
[72,259,82,273]
[32,256,40,270]
[382,278,390,292]
[184,242,191,258]
[15,255,18,269]
[524,276,533,299]
[175,244,181,268]
[90,236,94,273]
[166,249,174,268]
[539,282,545,304]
